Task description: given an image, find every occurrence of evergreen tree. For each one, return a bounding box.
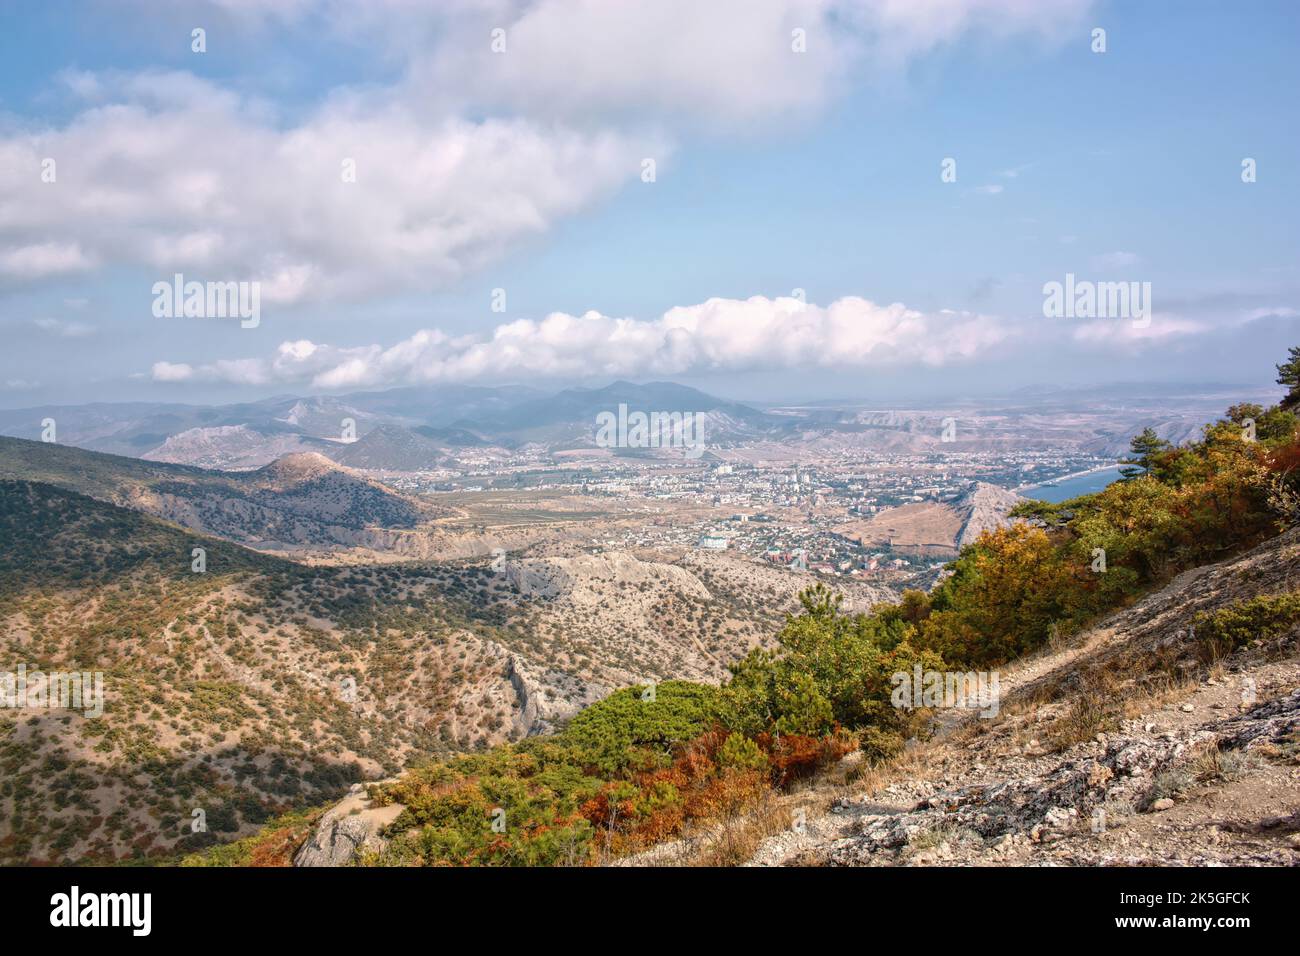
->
[1277,345,1300,410]
[1119,427,1172,480]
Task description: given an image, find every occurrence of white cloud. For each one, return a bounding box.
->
[0,74,657,302]
[1071,315,1206,344]
[150,361,195,382]
[1,0,1095,304]
[154,0,1089,120]
[404,0,1093,126]
[150,294,1010,388]
[410,0,850,127]
[0,242,95,279]
[1069,304,1297,347]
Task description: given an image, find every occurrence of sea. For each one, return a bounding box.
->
[1020,466,1125,503]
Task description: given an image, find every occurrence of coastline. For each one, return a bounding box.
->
[1014,463,1122,494]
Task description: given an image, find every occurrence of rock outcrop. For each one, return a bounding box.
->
[293,783,405,867]
[818,687,1300,867]
[505,653,606,736]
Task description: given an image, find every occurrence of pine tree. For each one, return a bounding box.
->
[1119,427,1172,480]
[774,671,833,736]
[1277,345,1300,410]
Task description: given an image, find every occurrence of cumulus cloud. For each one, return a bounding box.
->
[1069,304,1299,348]
[149,294,1010,388]
[1070,315,1207,344]
[394,0,1094,126]
[150,361,196,382]
[0,0,1095,303]
[410,0,851,126]
[147,0,1094,124]
[0,72,657,302]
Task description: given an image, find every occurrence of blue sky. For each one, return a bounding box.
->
[0,0,1297,407]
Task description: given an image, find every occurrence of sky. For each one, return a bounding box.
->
[0,0,1297,408]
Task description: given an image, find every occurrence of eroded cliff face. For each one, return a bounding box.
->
[504,653,608,737]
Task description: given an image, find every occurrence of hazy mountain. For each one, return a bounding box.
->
[334,383,546,426]
[0,380,1277,469]
[0,386,537,468]
[483,380,772,429]
[327,424,454,471]
[142,422,341,469]
[0,437,442,551]
[412,425,493,447]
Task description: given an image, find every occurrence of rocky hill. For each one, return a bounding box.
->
[0,479,524,862]
[846,481,1023,557]
[0,476,859,863]
[733,526,1300,867]
[0,437,452,554]
[142,423,339,470]
[953,481,1023,550]
[327,425,454,472]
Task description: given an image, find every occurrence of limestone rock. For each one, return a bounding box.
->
[294,784,405,867]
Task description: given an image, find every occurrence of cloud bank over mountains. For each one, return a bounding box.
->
[148,287,1299,391]
[149,294,1010,388]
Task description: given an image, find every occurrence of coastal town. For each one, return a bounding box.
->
[380,446,1118,583]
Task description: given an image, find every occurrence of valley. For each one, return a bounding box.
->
[0,376,1295,868]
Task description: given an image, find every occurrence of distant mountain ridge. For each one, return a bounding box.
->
[0,379,1273,471]
[329,424,453,471]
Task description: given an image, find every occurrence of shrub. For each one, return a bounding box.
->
[559,680,724,775]
[717,733,768,774]
[1192,591,1300,661]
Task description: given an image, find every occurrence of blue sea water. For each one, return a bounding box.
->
[1021,466,1125,503]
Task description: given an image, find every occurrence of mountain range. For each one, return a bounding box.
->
[0,380,1268,472]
